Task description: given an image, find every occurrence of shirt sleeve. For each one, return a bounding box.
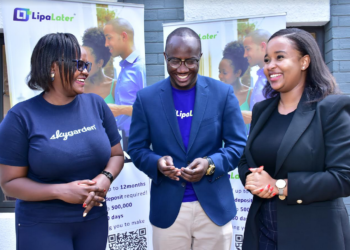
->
[0,111,29,166]
[101,99,121,147]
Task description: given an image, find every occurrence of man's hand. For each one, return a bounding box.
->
[157,156,181,181]
[180,158,208,182]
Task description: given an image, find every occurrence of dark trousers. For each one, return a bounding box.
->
[16,215,108,250]
[258,198,278,250]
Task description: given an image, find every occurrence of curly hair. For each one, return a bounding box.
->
[263,28,338,102]
[82,27,111,67]
[222,41,249,77]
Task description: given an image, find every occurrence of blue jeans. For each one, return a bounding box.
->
[16,215,108,250]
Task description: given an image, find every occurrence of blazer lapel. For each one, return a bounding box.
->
[159,78,186,153]
[187,76,208,153]
[247,97,279,150]
[275,92,316,175]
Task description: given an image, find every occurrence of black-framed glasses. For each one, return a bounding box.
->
[72,59,92,72]
[165,54,200,69]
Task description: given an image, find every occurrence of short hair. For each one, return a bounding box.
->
[263,28,338,102]
[82,27,111,67]
[27,33,80,91]
[106,18,134,41]
[222,41,249,77]
[246,29,271,45]
[165,27,201,53]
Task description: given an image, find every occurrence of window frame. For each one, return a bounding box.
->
[288,26,325,59]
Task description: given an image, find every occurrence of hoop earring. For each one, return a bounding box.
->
[51,73,55,81]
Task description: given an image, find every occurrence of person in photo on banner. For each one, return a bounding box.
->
[219,41,251,132]
[0,33,124,250]
[104,18,146,153]
[243,29,271,117]
[82,27,116,104]
[238,28,350,250]
[128,27,247,250]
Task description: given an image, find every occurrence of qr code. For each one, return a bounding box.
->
[108,228,147,250]
[235,234,243,250]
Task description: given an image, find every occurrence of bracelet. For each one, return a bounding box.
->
[101,170,114,184]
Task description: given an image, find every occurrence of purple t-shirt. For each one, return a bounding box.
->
[171,86,198,203]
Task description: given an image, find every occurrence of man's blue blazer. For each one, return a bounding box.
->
[128,75,247,229]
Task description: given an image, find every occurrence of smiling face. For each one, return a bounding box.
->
[104,24,124,58]
[219,59,240,85]
[243,36,266,68]
[263,36,309,93]
[69,47,89,95]
[165,35,201,90]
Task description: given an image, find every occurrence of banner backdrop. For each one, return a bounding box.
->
[1,1,151,249]
[163,14,286,250]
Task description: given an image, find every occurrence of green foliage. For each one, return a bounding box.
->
[96,5,116,27]
[237,19,256,39]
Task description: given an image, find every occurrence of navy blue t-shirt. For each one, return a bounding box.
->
[0,93,121,223]
[171,86,198,203]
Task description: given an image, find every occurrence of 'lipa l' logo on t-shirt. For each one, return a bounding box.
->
[176,110,193,119]
[50,124,96,141]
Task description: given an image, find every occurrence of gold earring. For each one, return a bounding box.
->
[51,72,55,81]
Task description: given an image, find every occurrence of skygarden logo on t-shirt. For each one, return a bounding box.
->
[176,110,193,119]
[50,125,96,141]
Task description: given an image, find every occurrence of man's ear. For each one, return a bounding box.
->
[121,31,128,41]
[261,42,267,51]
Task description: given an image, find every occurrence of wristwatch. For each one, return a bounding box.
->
[101,170,114,184]
[275,179,287,200]
[204,157,215,176]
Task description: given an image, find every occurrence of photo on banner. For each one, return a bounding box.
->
[163,14,286,250]
[1,0,151,249]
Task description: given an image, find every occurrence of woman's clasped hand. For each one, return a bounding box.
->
[60,180,106,216]
[245,166,278,199]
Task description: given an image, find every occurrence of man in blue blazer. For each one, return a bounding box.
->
[128,27,247,250]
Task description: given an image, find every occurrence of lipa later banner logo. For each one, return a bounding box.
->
[13,8,74,22]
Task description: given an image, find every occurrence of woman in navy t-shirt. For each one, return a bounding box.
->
[0,33,124,250]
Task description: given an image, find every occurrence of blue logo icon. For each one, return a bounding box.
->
[13,8,30,21]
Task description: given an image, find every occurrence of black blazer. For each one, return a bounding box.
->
[238,92,350,250]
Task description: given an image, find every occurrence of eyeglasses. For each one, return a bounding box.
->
[72,59,92,72]
[165,54,200,69]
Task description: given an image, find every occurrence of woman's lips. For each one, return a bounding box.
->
[76,78,85,86]
[269,73,282,81]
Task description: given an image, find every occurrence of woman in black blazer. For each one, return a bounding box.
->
[238,28,350,250]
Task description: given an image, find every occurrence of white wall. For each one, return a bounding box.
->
[184,0,330,26]
[0,213,16,250]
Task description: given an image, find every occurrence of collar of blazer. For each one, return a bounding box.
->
[246,89,316,176]
[159,75,209,154]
